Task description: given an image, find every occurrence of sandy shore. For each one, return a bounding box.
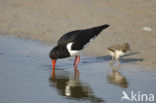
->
[0,0,156,68]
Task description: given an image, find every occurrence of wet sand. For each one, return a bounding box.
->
[0,35,156,103]
[0,0,156,68]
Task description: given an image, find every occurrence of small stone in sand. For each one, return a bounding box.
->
[143,27,152,31]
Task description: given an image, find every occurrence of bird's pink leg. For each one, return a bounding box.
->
[74,55,78,65]
[74,56,80,75]
[74,56,80,68]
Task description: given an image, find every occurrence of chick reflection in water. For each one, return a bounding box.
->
[107,66,128,88]
[49,68,104,103]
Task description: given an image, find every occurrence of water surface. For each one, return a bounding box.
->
[0,35,156,103]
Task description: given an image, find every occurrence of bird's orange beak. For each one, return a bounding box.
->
[52,59,56,70]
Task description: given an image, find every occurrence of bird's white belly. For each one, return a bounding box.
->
[66,42,80,56]
[69,50,79,56]
[115,50,124,59]
[108,50,115,56]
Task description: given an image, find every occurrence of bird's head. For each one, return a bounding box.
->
[49,47,58,59]
[49,46,59,69]
[123,43,131,52]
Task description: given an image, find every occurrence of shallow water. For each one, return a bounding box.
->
[0,35,156,103]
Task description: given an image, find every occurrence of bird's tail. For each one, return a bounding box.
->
[99,24,110,30]
[107,47,114,52]
[92,24,110,36]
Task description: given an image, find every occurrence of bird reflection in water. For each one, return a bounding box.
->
[49,67,104,103]
[107,65,128,88]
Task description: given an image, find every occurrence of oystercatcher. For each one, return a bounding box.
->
[49,24,110,71]
[107,43,131,64]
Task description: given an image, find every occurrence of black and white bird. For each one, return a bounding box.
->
[49,24,110,71]
[107,43,131,64]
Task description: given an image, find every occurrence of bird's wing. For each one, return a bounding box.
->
[72,25,110,50]
[57,30,80,46]
[57,29,99,50]
[108,44,121,51]
[71,30,98,50]
[107,47,115,52]
[57,24,109,50]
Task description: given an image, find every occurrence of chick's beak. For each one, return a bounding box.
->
[52,59,56,69]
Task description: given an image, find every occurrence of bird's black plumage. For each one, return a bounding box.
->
[57,24,110,50]
[49,46,70,59]
[49,24,110,60]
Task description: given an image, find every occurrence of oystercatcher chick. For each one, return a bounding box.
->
[107,43,131,65]
[49,24,110,72]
